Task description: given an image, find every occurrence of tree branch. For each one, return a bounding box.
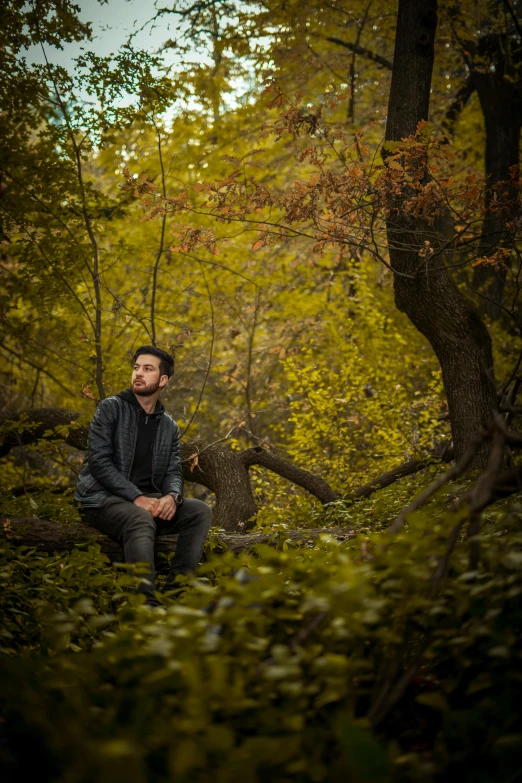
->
[351,444,454,500]
[241,446,339,504]
[325,37,393,70]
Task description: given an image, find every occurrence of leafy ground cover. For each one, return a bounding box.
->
[1,479,521,783]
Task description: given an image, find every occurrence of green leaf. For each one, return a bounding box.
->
[416,692,449,711]
[336,715,388,781]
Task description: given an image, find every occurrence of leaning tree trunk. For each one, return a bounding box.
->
[384,0,498,467]
[472,66,522,317]
[467,0,522,318]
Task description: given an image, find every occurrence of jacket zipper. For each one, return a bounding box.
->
[127,408,139,480]
[80,476,97,496]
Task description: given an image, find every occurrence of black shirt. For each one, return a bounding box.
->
[129,407,158,494]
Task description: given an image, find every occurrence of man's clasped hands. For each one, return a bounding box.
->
[133,495,177,521]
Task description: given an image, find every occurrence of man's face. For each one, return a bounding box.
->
[131,354,168,396]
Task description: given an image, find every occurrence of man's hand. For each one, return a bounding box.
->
[154,494,177,521]
[133,495,160,516]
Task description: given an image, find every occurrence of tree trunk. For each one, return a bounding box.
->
[385,0,498,467]
[183,438,258,529]
[472,66,522,317]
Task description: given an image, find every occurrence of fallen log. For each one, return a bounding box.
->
[0,408,339,531]
[1,516,357,562]
[1,408,452,532]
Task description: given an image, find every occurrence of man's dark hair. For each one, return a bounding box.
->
[133,346,174,379]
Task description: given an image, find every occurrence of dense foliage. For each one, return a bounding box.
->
[1,0,522,780]
[2,480,522,782]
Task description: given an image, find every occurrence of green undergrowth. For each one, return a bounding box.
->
[0,486,81,525]
[1,478,522,782]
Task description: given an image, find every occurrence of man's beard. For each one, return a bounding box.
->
[132,379,160,397]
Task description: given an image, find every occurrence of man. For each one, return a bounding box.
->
[75,346,212,606]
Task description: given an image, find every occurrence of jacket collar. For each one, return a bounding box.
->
[117,388,165,415]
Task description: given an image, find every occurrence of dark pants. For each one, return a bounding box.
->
[80,494,212,603]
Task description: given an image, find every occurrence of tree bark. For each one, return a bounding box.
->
[0,516,356,560]
[384,0,498,467]
[181,438,259,529]
[471,41,522,316]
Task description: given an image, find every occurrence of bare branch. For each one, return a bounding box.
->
[325,36,393,70]
[351,443,453,500]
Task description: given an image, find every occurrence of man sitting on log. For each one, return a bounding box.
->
[75,346,212,606]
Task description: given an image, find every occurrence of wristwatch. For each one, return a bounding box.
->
[172,492,183,506]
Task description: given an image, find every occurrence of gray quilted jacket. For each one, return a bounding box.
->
[74,390,183,508]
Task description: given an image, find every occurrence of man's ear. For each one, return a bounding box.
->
[159,374,169,389]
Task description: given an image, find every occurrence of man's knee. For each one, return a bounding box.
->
[124,507,156,535]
